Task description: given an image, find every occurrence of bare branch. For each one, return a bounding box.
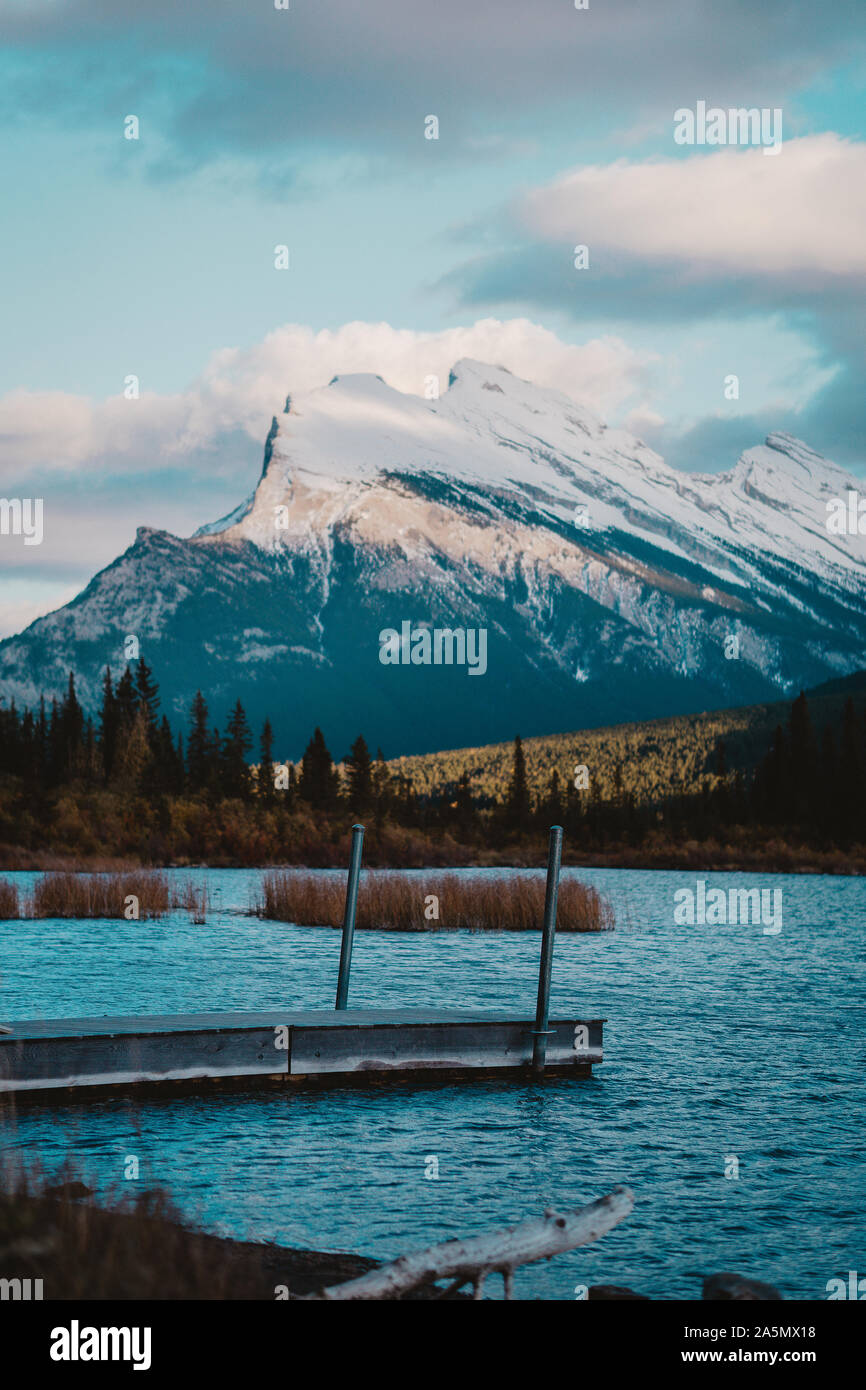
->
[303,1185,634,1301]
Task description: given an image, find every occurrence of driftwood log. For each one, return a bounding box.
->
[302,1185,634,1300]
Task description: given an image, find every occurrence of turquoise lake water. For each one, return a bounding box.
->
[1,866,863,1300]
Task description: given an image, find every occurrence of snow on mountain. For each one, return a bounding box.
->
[1,360,864,757]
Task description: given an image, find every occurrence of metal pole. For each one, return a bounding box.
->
[335,824,364,1009]
[532,825,563,1074]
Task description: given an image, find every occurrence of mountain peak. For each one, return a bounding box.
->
[447,357,514,388]
[326,371,388,389]
[197,361,864,586]
[730,431,853,499]
[2,361,865,756]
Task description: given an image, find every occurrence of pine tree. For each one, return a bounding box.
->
[114,665,138,733]
[145,715,184,796]
[19,708,36,784]
[223,700,253,799]
[345,734,373,813]
[135,658,160,746]
[98,668,119,780]
[541,769,564,825]
[299,727,339,810]
[114,707,151,791]
[207,725,223,796]
[82,716,98,785]
[258,718,275,802]
[371,747,392,828]
[35,696,48,785]
[56,672,84,779]
[46,696,61,785]
[504,735,531,831]
[186,691,210,792]
[0,698,19,776]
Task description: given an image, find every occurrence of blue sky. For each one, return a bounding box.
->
[1,0,864,635]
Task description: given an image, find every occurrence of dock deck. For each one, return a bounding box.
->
[0,1008,604,1098]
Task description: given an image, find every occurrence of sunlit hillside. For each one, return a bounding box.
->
[386,673,866,807]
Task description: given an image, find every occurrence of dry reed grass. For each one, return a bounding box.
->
[29,871,172,919]
[258,870,614,932]
[0,871,214,920]
[173,880,210,922]
[0,878,20,920]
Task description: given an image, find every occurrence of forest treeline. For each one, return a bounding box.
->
[0,662,864,867]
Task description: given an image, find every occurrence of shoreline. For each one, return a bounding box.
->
[1,847,864,876]
[0,1188,786,1302]
[0,1188,463,1300]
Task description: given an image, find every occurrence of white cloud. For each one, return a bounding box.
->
[518,134,866,279]
[0,388,190,476]
[0,319,658,483]
[624,406,666,438]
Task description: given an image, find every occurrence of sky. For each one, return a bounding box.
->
[1,0,865,636]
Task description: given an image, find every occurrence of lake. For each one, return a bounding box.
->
[1,866,863,1300]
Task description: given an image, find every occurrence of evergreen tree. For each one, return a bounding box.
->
[0,699,16,776]
[541,769,564,825]
[82,716,98,785]
[47,697,61,784]
[135,658,160,745]
[56,672,84,779]
[98,668,119,781]
[209,725,223,790]
[186,691,210,792]
[504,734,531,831]
[114,665,138,734]
[35,696,48,785]
[145,715,184,796]
[345,734,373,813]
[114,707,151,790]
[299,727,339,810]
[258,718,275,802]
[371,747,392,827]
[223,700,253,799]
[19,708,36,783]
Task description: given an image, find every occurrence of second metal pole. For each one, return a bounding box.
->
[335,824,365,1010]
[532,825,563,1074]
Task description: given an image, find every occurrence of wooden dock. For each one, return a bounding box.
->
[0,826,608,1102]
[0,1008,604,1099]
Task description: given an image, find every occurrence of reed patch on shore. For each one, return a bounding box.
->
[257,870,614,932]
[0,878,19,920]
[0,872,209,920]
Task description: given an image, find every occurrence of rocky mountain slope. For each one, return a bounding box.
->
[2,360,865,757]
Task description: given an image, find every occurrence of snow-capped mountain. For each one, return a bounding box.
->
[2,359,865,757]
